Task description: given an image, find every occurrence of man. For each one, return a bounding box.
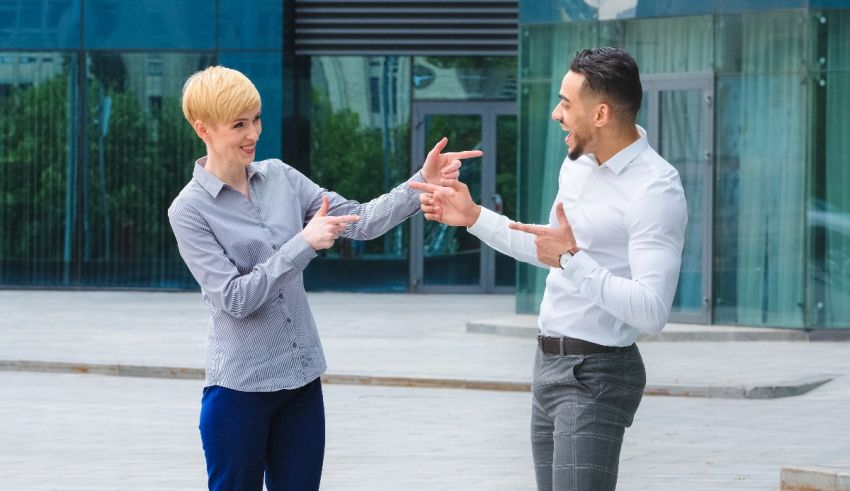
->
[411,47,687,490]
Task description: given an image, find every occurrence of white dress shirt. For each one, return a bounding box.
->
[469,127,687,346]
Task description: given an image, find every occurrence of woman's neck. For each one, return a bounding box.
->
[204,155,250,196]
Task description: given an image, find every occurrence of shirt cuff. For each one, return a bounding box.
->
[280,232,318,271]
[562,249,598,282]
[407,170,426,185]
[467,206,500,238]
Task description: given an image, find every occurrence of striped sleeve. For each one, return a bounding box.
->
[281,163,425,241]
[168,199,317,319]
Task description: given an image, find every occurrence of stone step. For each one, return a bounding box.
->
[466,315,850,341]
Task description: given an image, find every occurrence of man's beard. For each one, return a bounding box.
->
[567,135,585,161]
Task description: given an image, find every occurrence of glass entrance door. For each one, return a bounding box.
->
[640,74,714,323]
[410,101,516,292]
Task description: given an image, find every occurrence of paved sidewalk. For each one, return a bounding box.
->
[2,291,849,395]
[2,370,849,490]
[1,290,849,490]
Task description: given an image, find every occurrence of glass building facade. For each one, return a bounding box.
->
[304,55,517,292]
[0,0,283,289]
[517,0,850,329]
[0,0,518,293]
[4,0,850,331]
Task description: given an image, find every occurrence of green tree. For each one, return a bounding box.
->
[0,74,69,267]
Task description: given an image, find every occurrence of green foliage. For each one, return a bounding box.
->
[309,88,411,256]
[0,75,69,260]
[310,89,384,202]
[0,71,202,282]
[423,56,516,73]
[85,81,201,263]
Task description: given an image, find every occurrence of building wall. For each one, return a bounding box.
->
[0,0,283,288]
[0,0,519,293]
[517,0,850,329]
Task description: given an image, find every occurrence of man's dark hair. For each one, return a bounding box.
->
[569,47,642,122]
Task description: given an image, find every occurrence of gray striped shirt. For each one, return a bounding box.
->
[168,157,424,392]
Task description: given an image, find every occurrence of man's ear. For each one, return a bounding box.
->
[594,102,611,128]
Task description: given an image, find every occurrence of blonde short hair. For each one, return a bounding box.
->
[181,66,261,127]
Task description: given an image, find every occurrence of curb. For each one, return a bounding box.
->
[781,465,850,490]
[0,360,833,399]
[466,318,850,342]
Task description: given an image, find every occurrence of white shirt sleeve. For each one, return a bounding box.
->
[562,179,688,334]
[467,206,549,269]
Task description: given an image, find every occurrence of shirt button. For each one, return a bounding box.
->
[278,293,283,299]
[286,317,292,322]
[292,342,297,348]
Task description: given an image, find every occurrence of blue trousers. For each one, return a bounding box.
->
[199,378,325,491]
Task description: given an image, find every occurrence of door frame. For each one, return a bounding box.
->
[642,73,714,324]
[409,100,516,293]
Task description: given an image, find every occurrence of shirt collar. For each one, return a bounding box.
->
[192,156,265,198]
[599,125,649,175]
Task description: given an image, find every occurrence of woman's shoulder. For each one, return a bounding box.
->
[254,158,314,189]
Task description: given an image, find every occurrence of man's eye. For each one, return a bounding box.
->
[234,122,243,128]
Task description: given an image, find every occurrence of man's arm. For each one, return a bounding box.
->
[410,179,548,269]
[512,180,687,334]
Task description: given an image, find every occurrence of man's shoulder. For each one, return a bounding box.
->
[629,146,683,189]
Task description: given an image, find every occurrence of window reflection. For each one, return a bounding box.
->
[413,56,516,100]
[82,52,210,287]
[0,52,73,285]
[307,56,411,291]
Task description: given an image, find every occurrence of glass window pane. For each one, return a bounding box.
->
[82,52,211,287]
[713,73,807,327]
[516,21,595,313]
[218,0,282,49]
[520,0,597,23]
[422,114,482,287]
[0,0,80,49]
[659,89,706,317]
[218,51,282,160]
[0,52,74,286]
[520,22,596,81]
[84,0,215,49]
[495,114,517,288]
[600,16,714,74]
[810,10,850,328]
[306,56,411,292]
[412,56,516,101]
[715,11,813,74]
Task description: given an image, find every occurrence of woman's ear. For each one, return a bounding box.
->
[193,120,209,141]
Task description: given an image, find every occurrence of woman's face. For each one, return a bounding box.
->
[204,106,262,166]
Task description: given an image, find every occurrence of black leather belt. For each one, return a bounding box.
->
[537,335,631,355]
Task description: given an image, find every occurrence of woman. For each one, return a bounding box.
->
[168,66,481,490]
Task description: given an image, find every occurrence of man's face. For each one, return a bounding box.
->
[203,106,262,166]
[551,71,593,161]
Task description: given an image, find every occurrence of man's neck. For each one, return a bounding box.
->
[593,125,640,165]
